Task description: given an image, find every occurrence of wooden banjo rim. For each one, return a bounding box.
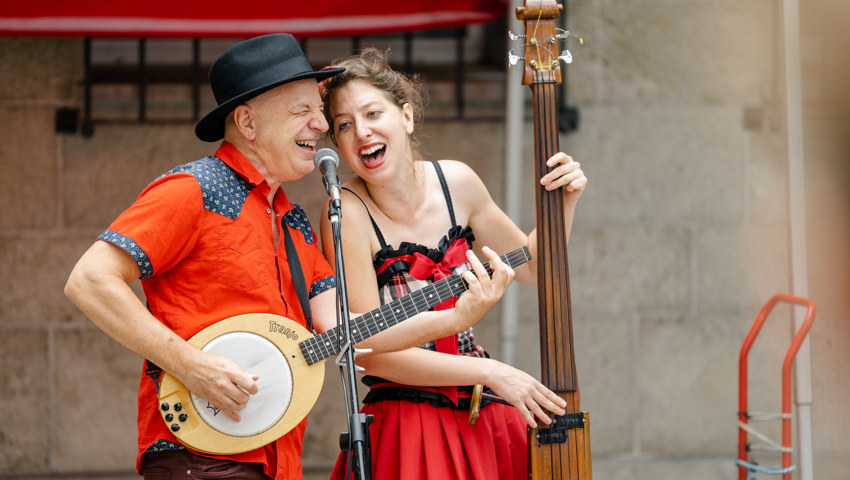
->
[157,313,325,454]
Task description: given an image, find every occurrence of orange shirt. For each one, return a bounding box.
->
[98,142,335,478]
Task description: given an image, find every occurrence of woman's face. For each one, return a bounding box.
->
[329,79,415,183]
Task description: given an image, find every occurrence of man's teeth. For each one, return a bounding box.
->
[296,140,316,147]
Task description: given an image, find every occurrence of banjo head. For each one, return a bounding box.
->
[157,313,325,454]
[191,331,292,437]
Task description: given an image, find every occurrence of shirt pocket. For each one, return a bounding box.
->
[217,227,271,292]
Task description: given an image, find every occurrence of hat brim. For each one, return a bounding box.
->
[195,66,344,142]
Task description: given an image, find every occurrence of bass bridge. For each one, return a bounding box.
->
[535,412,586,444]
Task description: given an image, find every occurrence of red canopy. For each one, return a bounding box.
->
[0,0,508,37]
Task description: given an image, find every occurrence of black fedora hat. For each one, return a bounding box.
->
[195,33,344,142]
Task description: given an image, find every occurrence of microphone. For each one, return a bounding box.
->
[313,147,341,208]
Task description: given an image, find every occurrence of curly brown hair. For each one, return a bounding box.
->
[321,48,428,156]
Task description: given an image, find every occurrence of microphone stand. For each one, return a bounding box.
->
[327,199,372,480]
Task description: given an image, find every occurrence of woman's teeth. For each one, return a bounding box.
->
[360,144,385,159]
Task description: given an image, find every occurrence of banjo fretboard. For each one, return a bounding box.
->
[299,246,531,365]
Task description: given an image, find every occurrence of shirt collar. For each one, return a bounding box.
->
[214,141,265,187]
[213,141,293,211]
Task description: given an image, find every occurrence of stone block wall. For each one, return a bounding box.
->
[1,1,849,478]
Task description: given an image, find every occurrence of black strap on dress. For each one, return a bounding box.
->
[432,161,458,228]
[341,188,389,249]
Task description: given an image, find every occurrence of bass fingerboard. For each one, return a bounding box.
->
[299,246,531,365]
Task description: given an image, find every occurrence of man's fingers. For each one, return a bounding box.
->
[233,372,260,395]
[217,370,259,421]
[229,371,260,404]
[226,409,242,422]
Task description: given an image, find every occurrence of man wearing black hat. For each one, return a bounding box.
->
[65,33,514,479]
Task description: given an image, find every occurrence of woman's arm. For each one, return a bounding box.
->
[356,348,566,427]
[444,154,587,285]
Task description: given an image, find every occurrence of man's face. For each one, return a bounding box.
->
[244,79,329,184]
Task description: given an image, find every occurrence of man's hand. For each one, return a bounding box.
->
[177,349,259,422]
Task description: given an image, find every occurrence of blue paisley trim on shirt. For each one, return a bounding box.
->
[98,230,154,279]
[161,156,254,220]
[310,276,336,299]
[145,439,184,453]
[283,203,315,244]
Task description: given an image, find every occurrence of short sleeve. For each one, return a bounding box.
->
[99,174,203,279]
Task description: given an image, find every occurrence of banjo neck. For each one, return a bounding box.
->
[300,246,531,365]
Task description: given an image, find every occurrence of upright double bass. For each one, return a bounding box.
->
[514,1,592,478]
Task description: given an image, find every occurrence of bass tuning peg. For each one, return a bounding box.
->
[508,48,524,67]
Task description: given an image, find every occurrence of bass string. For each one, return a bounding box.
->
[533,72,566,389]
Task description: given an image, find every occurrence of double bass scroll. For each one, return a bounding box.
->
[511,1,592,478]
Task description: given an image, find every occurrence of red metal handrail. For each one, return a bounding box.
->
[737,293,816,480]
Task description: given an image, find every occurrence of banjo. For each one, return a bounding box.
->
[156,246,531,454]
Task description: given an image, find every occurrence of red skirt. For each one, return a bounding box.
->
[330,397,528,480]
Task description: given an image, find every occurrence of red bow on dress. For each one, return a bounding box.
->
[407,238,470,310]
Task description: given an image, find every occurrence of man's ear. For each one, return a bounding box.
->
[231,104,257,141]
